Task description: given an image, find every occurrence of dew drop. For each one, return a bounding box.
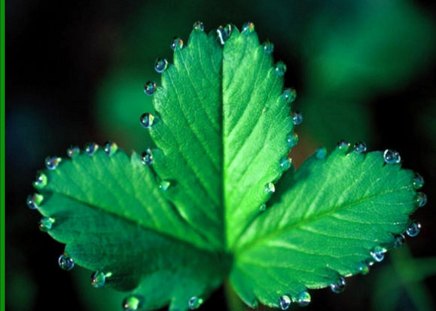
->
[193,21,204,31]
[315,148,327,160]
[122,295,144,311]
[242,22,255,34]
[104,141,118,156]
[139,113,155,129]
[393,233,406,248]
[282,88,297,104]
[265,182,275,194]
[159,180,171,191]
[154,58,168,74]
[216,25,232,45]
[170,37,184,51]
[330,277,346,294]
[296,291,311,307]
[259,204,267,212]
[370,246,387,262]
[143,81,157,96]
[413,173,424,189]
[357,262,370,275]
[383,149,401,164]
[91,271,112,288]
[141,149,153,166]
[39,217,55,232]
[45,156,62,170]
[188,296,204,310]
[274,61,287,76]
[291,112,303,126]
[279,295,292,310]
[33,172,48,189]
[280,157,292,171]
[85,142,99,156]
[26,193,44,210]
[67,146,80,158]
[406,221,421,237]
[336,140,350,151]
[416,192,427,208]
[353,142,367,154]
[287,133,299,148]
[58,254,75,271]
[263,41,274,54]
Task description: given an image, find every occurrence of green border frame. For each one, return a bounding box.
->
[1,0,5,309]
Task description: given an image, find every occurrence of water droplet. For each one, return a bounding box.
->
[91,271,112,288]
[280,157,292,171]
[406,221,421,237]
[188,296,204,310]
[315,148,327,159]
[337,140,350,151]
[282,88,297,104]
[39,217,55,232]
[122,295,144,311]
[279,295,292,310]
[193,21,204,31]
[104,141,118,156]
[416,192,427,208]
[67,146,80,158]
[154,58,168,74]
[353,142,367,154]
[330,277,346,294]
[393,234,406,248]
[265,182,275,194]
[370,246,387,262]
[287,133,299,148]
[141,149,153,166]
[139,113,155,129]
[170,37,184,51]
[26,193,44,210]
[296,291,311,307]
[292,112,303,126]
[413,173,424,189]
[85,143,99,156]
[357,262,370,275]
[58,254,75,271]
[263,41,274,54]
[143,81,157,96]
[242,22,255,34]
[383,149,401,164]
[159,180,171,191]
[259,204,267,212]
[274,61,287,76]
[45,156,62,170]
[216,25,232,45]
[33,172,48,189]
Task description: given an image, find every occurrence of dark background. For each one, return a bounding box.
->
[6,0,436,310]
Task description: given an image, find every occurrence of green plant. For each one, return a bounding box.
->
[28,23,426,311]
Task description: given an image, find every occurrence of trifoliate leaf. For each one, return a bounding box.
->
[31,24,422,311]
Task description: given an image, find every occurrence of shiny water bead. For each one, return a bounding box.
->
[330,277,346,294]
[413,173,424,189]
[337,140,350,151]
[383,149,401,164]
[33,172,48,189]
[280,157,292,171]
[45,156,62,170]
[85,142,99,156]
[393,233,406,248]
[265,182,275,194]
[287,133,299,147]
[216,25,232,45]
[242,22,255,34]
[274,61,287,76]
[315,148,327,160]
[159,180,171,191]
[26,193,44,210]
[416,192,427,208]
[67,146,80,158]
[141,149,153,166]
[139,113,155,129]
[353,142,367,153]
[292,112,303,126]
[104,141,118,156]
[263,40,274,54]
[295,291,311,307]
[279,295,292,310]
[259,204,267,212]
[193,21,204,31]
[170,37,184,51]
[122,295,144,311]
[188,296,204,310]
[154,58,168,74]
[282,88,297,104]
[58,254,75,271]
[91,271,112,288]
[357,262,370,275]
[39,217,55,232]
[370,246,387,262]
[143,81,157,96]
[406,222,421,237]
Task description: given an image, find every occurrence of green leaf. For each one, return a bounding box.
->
[32,24,421,310]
